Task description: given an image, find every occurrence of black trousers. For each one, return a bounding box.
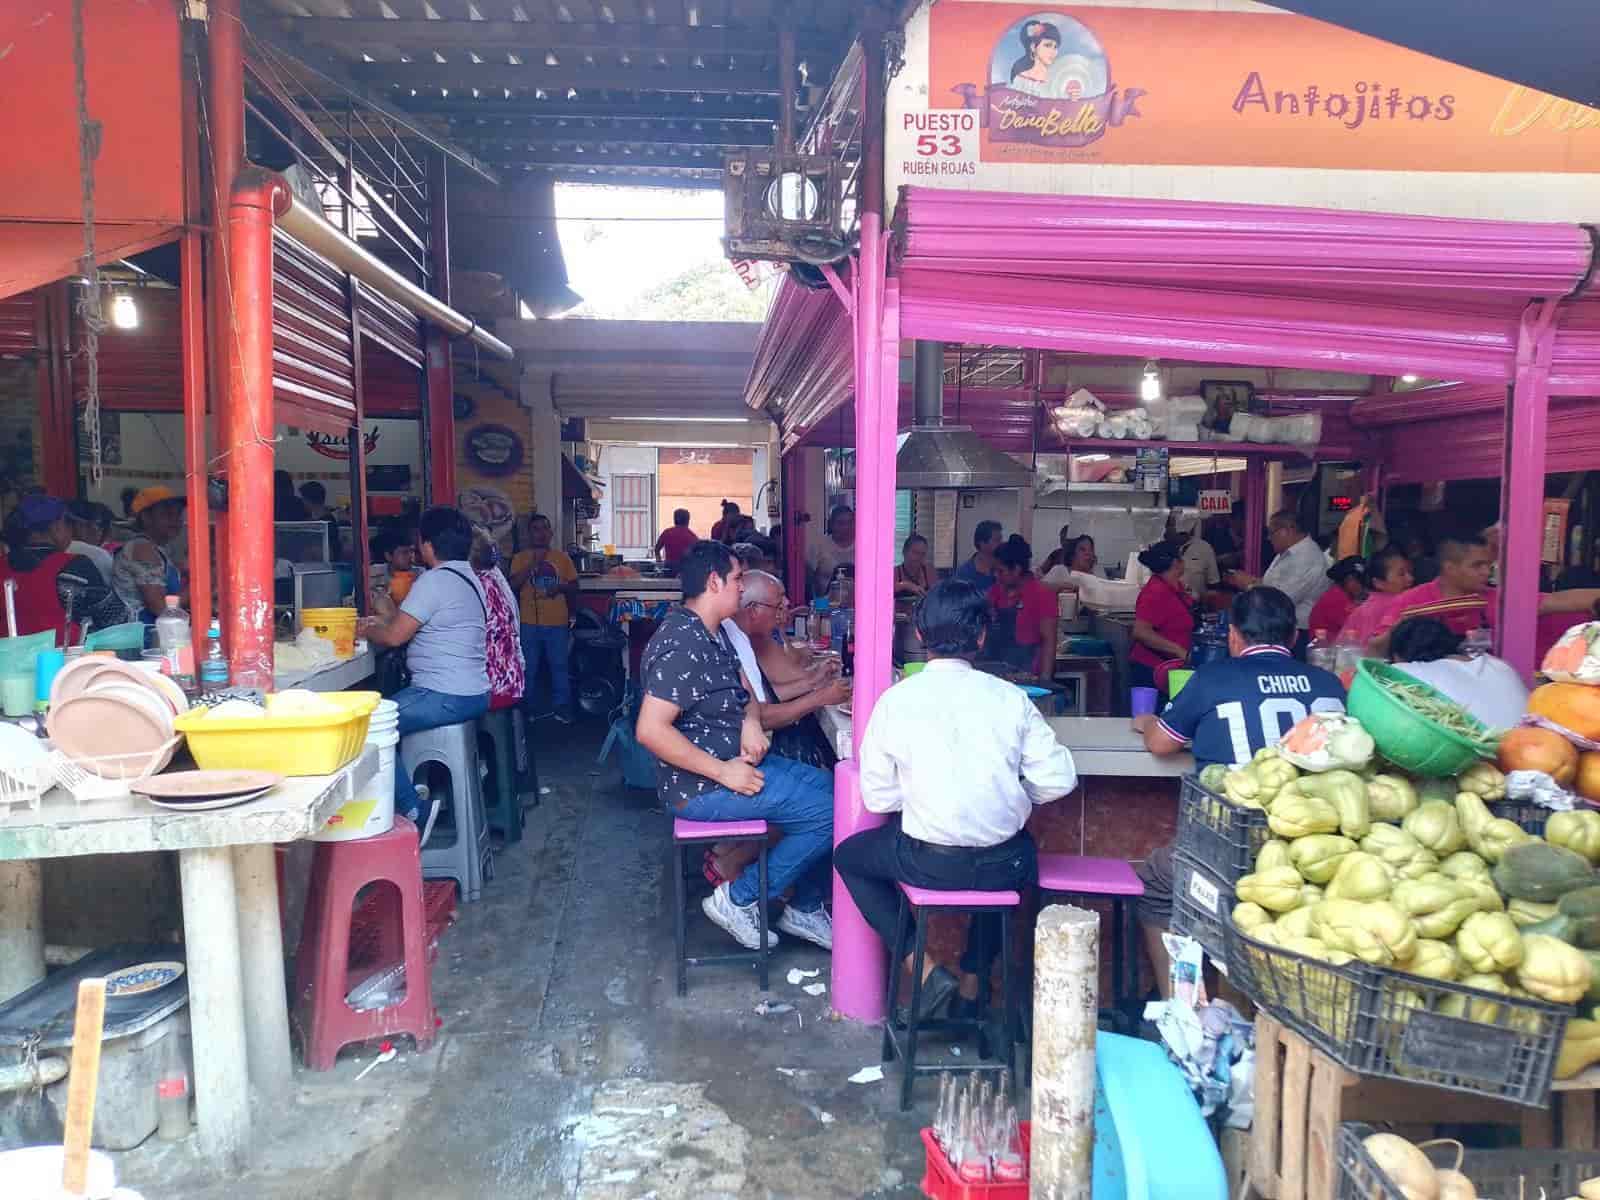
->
[835,819,1037,977]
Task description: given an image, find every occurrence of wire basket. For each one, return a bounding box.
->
[1337,1123,1600,1199]
[49,742,180,802]
[0,760,49,817]
[1175,773,1271,886]
[1224,918,1568,1106]
[1169,850,1230,963]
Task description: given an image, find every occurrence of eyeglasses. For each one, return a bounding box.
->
[746,600,786,613]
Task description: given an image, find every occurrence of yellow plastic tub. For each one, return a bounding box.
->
[174,690,381,776]
[300,607,358,659]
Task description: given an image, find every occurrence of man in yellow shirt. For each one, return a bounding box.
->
[509,513,579,722]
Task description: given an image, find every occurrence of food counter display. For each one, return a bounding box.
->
[273,646,376,693]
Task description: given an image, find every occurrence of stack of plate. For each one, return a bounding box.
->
[47,656,188,779]
[131,769,282,812]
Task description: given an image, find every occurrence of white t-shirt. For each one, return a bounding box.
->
[1392,656,1530,731]
[720,618,771,703]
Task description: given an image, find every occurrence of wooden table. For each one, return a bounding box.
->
[0,747,377,1169]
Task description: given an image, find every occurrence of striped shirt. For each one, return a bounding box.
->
[1378,580,1496,639]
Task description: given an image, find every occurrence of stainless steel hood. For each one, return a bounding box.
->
[895,340,1033,490]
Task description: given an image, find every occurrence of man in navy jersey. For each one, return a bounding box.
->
[1134,587,1346,768]
[1132,587,1347,992]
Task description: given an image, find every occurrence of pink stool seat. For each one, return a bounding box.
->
[1037,853,1145,897]
[898,882,1020,908]
[673,817,769,840]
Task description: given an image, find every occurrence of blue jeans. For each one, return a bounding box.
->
[678,756,834,911]
[392,686,490,828]
[520,624,572,710]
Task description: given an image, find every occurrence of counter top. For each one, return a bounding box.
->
[274,647,376,693]
[578,576,682,592]
[1046,716,1193,777]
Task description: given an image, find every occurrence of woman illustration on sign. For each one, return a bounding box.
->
[1008,20,1061,97]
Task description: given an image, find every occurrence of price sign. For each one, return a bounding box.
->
[1198,490,1233,514]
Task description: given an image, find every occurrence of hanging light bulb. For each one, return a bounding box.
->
[110,293,139,331]
[1139,360,1161,403]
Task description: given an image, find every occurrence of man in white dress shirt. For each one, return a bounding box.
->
[835,579,1079,1019]
[1230,509,1327,655]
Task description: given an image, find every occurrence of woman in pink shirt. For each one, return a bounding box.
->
[1336,544,1414,651]
[987,535,1058,681]
[1130,542,1195,698]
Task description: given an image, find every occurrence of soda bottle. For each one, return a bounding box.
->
[199,619,230,688]
[155,595,195,689]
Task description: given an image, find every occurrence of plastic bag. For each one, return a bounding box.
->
[1541,622,1600,685]
[1277,711,1376,772]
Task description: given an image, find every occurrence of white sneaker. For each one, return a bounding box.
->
[701,883,777,950]
[776,905,833,951]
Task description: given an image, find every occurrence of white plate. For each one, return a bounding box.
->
[147,787,272,812]
[84,681,175,739]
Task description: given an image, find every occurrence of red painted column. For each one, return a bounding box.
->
[1496,300,1560,679]
[208,0,243,647]
[424,152,455,507]
[180,230,213,653]
[224,171,290,688]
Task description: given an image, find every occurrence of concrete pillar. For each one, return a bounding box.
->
[179,846,250,1170]
[0,859,46,1002]
[524,369,562,525]
[234,843,293,1103]
[1031,904,1099,1200]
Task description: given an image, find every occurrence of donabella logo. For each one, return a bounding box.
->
[952,11,1145,150]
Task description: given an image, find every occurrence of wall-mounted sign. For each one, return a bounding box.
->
[457,484,516,539]
[463,424,525,477]
[1198,489,1232,514]
[1134,446,1168,493]
[305,428,381,461]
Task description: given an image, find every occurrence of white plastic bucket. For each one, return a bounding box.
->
[312,727,398,841]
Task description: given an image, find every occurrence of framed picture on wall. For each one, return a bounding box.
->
[1199,380,1259,433]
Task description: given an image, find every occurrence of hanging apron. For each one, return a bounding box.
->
[988,600,1035,671]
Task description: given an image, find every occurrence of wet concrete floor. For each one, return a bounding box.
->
[121,721,946,1199]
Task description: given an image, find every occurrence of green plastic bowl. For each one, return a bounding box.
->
[1346,658,1490,778]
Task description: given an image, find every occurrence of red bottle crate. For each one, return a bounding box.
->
[919,1121,1032,1199]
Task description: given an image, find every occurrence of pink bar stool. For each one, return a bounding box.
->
[672,817,771,995]
[1037,854,1145,1018]
[882,882,1021,1112]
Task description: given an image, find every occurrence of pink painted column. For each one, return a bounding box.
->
[1243,457,1267,578]
[1495,300,1560,679]
[783,450,807,604]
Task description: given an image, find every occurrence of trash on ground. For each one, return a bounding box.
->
[801,982,827,996]
[848,1065,884,1084]
[786,968,820,985]
[754,1000,795,1016]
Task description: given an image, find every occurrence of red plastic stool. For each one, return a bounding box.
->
[1037,854,1145,1016]
[294,816,438,1071]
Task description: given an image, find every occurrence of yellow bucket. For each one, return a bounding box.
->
[174,690,380,776]
[301,607,358,659]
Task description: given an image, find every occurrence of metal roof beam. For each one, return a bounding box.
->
[272,17,836,58]
[401,97,778,123]
[481,146,727,170]
[353,62,792,95]
[242,13,500,184]
[445,124,771,150]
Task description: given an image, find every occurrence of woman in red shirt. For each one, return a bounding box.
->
[986,535,1058,680]
[1130,542,1195,697]
[1307,556,1367,644]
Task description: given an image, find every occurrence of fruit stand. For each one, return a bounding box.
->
[1168,625,1600,1199]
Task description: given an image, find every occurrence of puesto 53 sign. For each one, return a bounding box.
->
[894,1,1600,184]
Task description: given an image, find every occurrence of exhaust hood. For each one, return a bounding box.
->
[895,340,1033,490]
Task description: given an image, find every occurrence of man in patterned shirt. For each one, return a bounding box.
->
[637,541,835,951]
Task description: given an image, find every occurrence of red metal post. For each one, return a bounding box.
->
[424,151,455,507]
[1496,300,1560,678]
[208,0,243,637]
[180,230,213,651]
[224,170,290,688]
[35,284,76,498]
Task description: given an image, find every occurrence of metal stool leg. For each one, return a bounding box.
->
[1110,896,1125,1011]
[901,908,929,1112]
[756,841,770,992]
[882,892,908,1065]
[1000,909,1017,1095]
[674,843,688,997]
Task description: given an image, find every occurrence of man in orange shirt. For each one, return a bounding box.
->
[509,513,579,722]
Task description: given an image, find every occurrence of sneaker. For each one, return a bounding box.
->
[701,883,778,950]
[776,905,833,951]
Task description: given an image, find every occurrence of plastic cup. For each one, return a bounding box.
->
[34,649,65,705]
[1130,686,1159,717]
[1,673,33,718]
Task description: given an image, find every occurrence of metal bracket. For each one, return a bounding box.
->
[819,262,855,315]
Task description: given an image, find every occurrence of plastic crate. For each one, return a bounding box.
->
[1223,918,1568,1107]
[1175,773,1271,885]
[1490,797,1550,836]
[919,1122,1031,1199]
[1337,1122,1600,1199]
[1169,850,1230,963]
